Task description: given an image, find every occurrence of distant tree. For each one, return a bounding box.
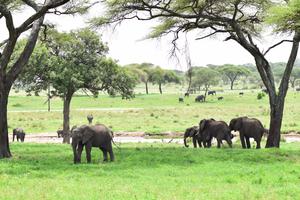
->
[191,67,220,101]
[125,63,154,94]
[219,65,250,90]
[150,67,180,94]
[289,68,300,88]
[18,28,136,144]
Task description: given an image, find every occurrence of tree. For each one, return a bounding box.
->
[289,68,300,88]
[0,0,89,158]
[219,65,250,90]
[191,67,220,101]
[18,28,136,144]
[150,67,180,94]
[94,0,300,147]
[125,63,154,94]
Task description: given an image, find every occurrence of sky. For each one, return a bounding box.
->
[0,3,299,71]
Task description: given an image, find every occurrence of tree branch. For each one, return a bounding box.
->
[263,40,294,56]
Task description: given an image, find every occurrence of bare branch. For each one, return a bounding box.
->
[0,39,8,48]
[22,0,38,10]
[263,40,294,56]
[196,30,228,40]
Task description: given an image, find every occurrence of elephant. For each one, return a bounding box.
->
[13,128,25,142]
[183,126,203,148]
[184,92,189,97]
[57,129,64,138]
[208,90,216,95]
[198,119,233,148]
[178,97,184,103]
[217,96,224,100]
[239,92,244,96]
[71,124,115,164]
[195,95,205,102]
[229,116,266,149]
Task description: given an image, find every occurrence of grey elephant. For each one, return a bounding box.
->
[195,95,205,102]
[183,126,203,148]
[229,116,266,149]
[57,129,64,138]
[71,124,115,164]
[199,119,233,148]
[13,128,25,142]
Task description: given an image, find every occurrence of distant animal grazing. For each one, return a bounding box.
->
[184,92,189,97]
[57,129,64,138]
[178,97,184,102]
[208,90,216,95]
[87,114,93,124]
[296,88,300,92]
[13,128,25,142]
[198,119,233,148]
[195,95,205,102]
[71,124,115,163]
[239,92,244,95]
[183,126,203,148]
[262,88,268,94]
[229,117,267,149]
[217,96,224,100]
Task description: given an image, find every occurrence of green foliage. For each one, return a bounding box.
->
[17,28,136,99]
[267,0,300,32]
[191,67,220,89]
[257,92,266,100]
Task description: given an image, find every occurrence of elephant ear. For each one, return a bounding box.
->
[82,127,94,144]
[199,119,207,132]
[235,118,243,130]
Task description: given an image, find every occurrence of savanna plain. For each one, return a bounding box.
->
[1,86,300,200]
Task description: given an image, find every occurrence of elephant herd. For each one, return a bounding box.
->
[184,116,268,149]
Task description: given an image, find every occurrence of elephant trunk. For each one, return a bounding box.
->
[184,136,189,147]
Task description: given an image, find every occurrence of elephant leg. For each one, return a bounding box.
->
[77,144,84,163]
[85,143,92,163]
[240,134,246,149]
[217,139,222,148]
[226,138,232,148]
[245,136,251,149]
[107,142,115,161]
[203,141,207,148]
[192,137,197,148]
[256,139,261,149]
[13,134,15,142]
[207,138,212,148]
[100,147,108,162]
[197,139,202,148]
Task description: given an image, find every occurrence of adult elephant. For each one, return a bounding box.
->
[71,124,115,164]
[199,119,233,148]
[229,117,266,149]
[195,95,205,102]
[183,126,203,148]
[13,128,25,142]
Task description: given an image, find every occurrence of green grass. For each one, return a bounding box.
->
[1,142,300,200]
[7,90,300,134]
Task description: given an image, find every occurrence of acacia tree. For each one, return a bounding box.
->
[289,68,300,88]
[94,0,300,147]
[0,0,91,158]
[150,67,180,94]
[125,63,154,94]
[191,67,220,101]
[18,28,136,144]
[219,65,250,90]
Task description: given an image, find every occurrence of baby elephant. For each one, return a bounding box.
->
[13,128,25,142]
[57,129,64,138]
[229,117,267,149]
[71,124,115,164]
[184,126,202,148]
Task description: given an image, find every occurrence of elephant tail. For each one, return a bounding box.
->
[112,138,121,149]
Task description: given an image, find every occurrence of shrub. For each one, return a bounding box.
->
[257,92,265,100]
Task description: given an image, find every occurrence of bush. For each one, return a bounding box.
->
[257,92,265,100]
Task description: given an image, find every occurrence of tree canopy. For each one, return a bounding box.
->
[218,65,250,90]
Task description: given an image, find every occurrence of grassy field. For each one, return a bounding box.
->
[7,89,300,134]
[0,142,300,200]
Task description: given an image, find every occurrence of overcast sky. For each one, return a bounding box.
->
[0,4,299,71]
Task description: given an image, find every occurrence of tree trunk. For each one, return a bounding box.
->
[159,83,162,94]
[230,81,234,90]
[204,86,208,102]
[47,84,51,112]
[145,81,149,94]
[266,101,284,148]
[0,84,11,158]
[62,92,73,144]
